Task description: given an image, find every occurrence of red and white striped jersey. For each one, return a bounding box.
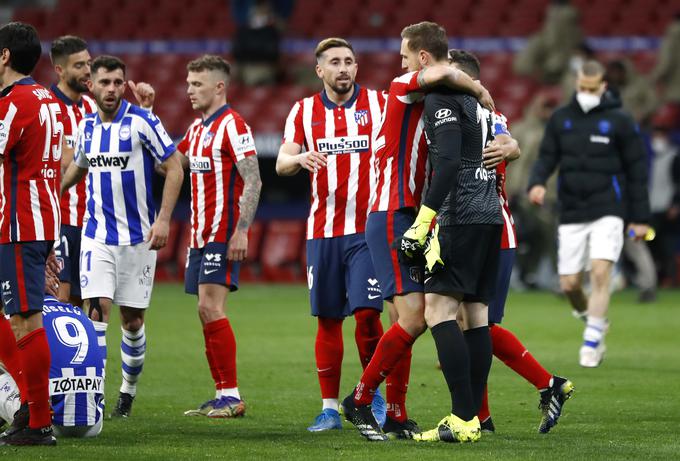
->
[178,104,257,248]
[490,111,517,250]
[283,84,386,240]
[51,85,97,227]
[0,78,63,243]
[372,71,428,212]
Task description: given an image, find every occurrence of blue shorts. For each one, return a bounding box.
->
[365,210,424,301]
[488,248,515,324]
[56,225,82,298]
[0,241,53,315]
[184,242,240,295]
[306,233,382,319]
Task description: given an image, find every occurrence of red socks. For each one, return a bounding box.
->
[315,317,344,399]
[478,384,491,422]
[355,322,415,406]
[353,308,384,370]
[202,323,221,389]
[0,315,27,403]
[386,344,412,422]
[17,328,51,429]
[490,324,552,390]
[204,318,238,389]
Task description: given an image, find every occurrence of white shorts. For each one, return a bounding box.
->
[54,417,103,438]
[79,236,157,308]
[558,215,624,275]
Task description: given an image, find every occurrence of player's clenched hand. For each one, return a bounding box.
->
[528,185,546,206]
[129,80,156,109]
[482,140,506,169]
[147,219,169,250]
[298,151,327,173]
[228,229,248,261]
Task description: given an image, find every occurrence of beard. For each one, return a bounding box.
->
[329,79,353,95]
[66,75,89,93]
[95,94,121,114]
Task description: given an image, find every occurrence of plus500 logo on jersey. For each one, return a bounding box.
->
[190,156,212,172]
[316,135,369,154]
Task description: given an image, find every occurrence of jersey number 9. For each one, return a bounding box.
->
[53,316,89,365]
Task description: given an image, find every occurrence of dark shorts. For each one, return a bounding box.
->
[56,224,82,298]
[365,210,424,301]
[425,224,502,304]
[0,241,53,315]
[488,248,516,324]
[184,242,240,295]
[305,233,383,319]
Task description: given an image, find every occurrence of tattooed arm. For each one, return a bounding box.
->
[229,155,262,261]
[415,66,494,111]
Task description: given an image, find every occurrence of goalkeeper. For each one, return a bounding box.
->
[394,84,503,443]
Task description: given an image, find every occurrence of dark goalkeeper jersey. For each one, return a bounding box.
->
[422,88,502,226]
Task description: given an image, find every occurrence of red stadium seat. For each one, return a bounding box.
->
[260,220,306,282]
[239,220,265,282]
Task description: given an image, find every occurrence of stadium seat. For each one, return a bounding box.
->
[260,220,306,282]
[239,220,265,282]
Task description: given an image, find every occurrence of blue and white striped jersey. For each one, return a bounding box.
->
[43,296,105,427]
[74,99,175,245]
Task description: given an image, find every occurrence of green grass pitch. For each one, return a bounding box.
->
[3,284,679,459]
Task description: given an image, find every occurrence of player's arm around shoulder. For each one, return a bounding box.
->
[230,155,262,261]
[416,66,495,111]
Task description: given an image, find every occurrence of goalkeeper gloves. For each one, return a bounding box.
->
[393,205,437,264]
[423,224,444,273]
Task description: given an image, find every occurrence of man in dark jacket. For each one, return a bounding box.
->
[527,60,650,368]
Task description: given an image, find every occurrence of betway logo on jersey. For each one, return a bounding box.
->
[316,135,369,155]
[190,156,212,172]
[88,154,130,170]
[50,375,103,395]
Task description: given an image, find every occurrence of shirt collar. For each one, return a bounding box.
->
[202,104,230,126]
[95,99,129,125]
[320,83,360,110]
[50,83,82,107]
[1,76,36,97]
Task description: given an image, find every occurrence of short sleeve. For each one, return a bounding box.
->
[177,127,191,155]
[492,111,511,136]
[73,119,89,169]
[282,101,304,145]
[224,115,257,162]
[137,111,176,163]
[389,72,424,104]
[0,99,19,157]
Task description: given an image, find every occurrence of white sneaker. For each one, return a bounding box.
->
[579,342,606,367]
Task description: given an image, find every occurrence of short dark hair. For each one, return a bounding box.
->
[448,49,481,79]
[315,38,355,60]
[187,54,231,79]
[400,21,448,62]
[50,35,88,65]
[91,55,126,77]
[581,60,606,78]
[0,22,42,75]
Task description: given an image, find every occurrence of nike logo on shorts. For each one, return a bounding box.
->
[204,269,219,275]
[368,294,381,300]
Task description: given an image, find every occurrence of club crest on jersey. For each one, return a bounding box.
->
[203,131,215,148]
[354,110,370,127]
[119,125,131,141]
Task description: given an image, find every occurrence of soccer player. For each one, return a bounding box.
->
[276,38,389,432]
[449,49,574,434]
[60,55,184,418]
[178,55,261,418]
[48,36,96,307]
[0,22,63,447]
[528,60,650,367]
[49,36,156,308]
[0,261,105,438]
[341,22,495,442]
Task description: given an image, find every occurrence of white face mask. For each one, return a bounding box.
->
[652,136,670,153]
[576,92,601,113]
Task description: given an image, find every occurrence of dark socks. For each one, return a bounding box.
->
[464,326,493,415]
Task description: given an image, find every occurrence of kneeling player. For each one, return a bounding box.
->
[0,270,105,437]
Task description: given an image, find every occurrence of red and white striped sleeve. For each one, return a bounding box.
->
[224,114,257,162]
[282,101,305,146]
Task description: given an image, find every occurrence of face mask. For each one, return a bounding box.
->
[576,92,601,113]
[652,136,670,153]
